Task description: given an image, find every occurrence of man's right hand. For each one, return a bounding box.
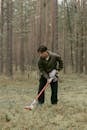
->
[49,69,57,78]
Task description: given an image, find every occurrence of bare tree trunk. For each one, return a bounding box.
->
[39,0,46,45]
[75,33,79,73]
[20,0,25,73]
[51,0,58,53]
[82,0,87,74]
[0,0,4,74]
[62,0,67,73]
[85,31,87,74]
[65,0,74,72]
[80,24,84,73]
[14,34,18,71]
[6,0,13,76]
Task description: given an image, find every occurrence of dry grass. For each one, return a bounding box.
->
[0,73,87,130]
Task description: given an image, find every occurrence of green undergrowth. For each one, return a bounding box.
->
[0,73,87,130]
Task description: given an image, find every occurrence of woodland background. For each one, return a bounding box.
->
[0,0,87,76]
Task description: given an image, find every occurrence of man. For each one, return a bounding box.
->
[37,45,63,105]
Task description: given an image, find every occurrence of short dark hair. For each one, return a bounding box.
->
[37,45,47,53]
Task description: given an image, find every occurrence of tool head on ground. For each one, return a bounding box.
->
[24,104,34,110]
[24,99,37,110]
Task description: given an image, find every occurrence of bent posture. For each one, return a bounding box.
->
[37,45,63,105]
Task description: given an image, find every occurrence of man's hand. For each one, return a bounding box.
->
[47,78,53,83]
[49,69,58,82]
[49,69,57,78]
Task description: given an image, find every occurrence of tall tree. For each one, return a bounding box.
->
[6,0,13,76]
[51,0,58,53]
[0,0,4,74]
[82,0,87,74]
[62,0,67,73]
[65,0,74,72]
[19,0,25,73]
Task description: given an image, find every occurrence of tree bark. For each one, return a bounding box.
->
[6,0,13,76]
[0,0,4,74]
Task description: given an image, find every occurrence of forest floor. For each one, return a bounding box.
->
[0,72,87,130]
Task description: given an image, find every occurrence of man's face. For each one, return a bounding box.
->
[38,51,49,59]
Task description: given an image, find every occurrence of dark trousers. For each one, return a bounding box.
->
[38,76,58,104]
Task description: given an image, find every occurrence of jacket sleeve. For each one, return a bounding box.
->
[56,55,63,71]
[38,60,49,79]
